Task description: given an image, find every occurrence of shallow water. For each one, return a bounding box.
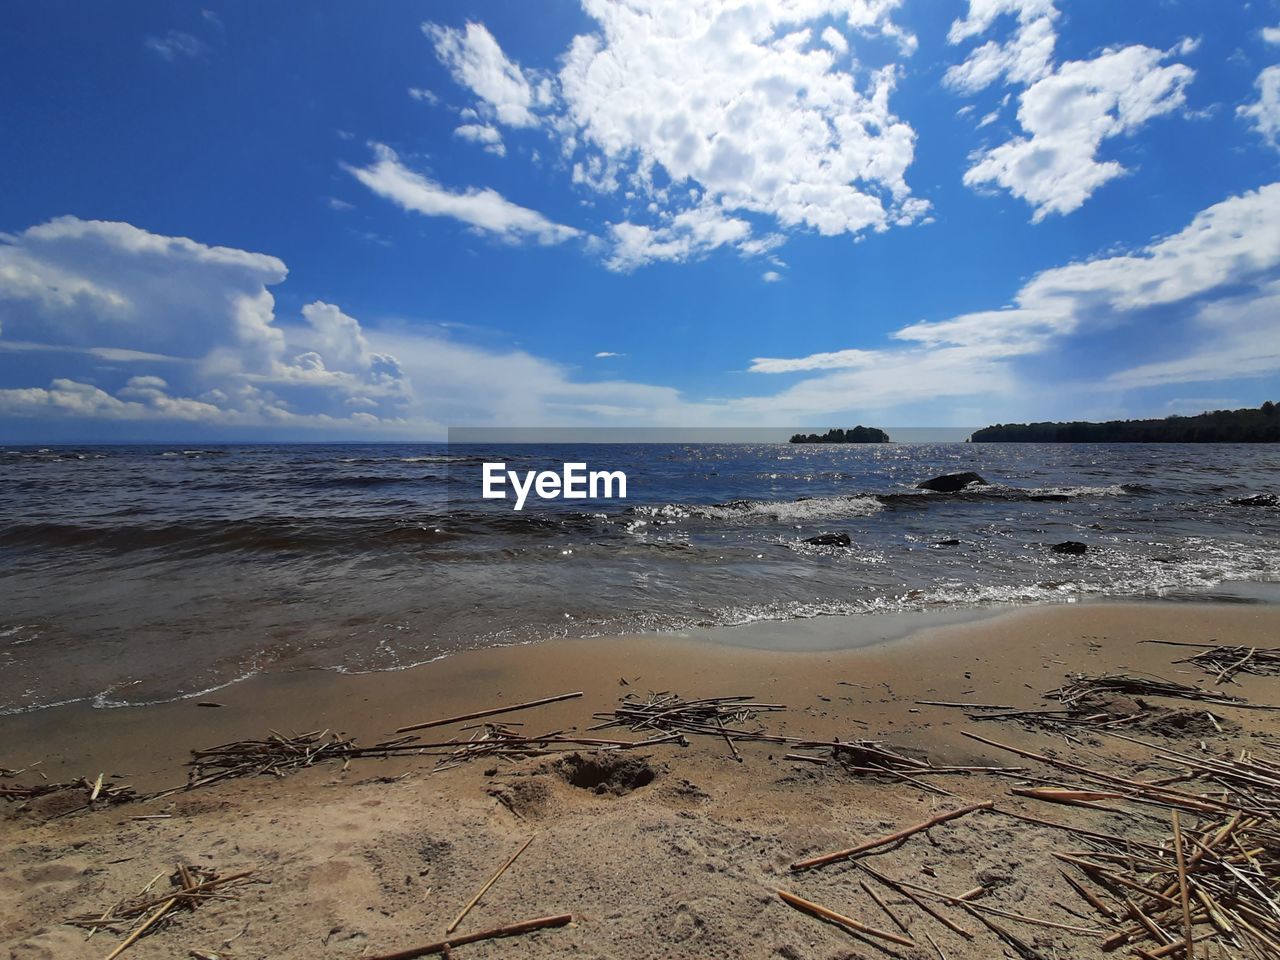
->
[1,442,1277,712]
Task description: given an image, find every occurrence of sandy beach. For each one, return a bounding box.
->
[2,599,1278,959]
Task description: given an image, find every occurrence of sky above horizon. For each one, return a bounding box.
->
[2,0,1280,441]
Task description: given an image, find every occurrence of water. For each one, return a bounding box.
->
[1,442,1278,714]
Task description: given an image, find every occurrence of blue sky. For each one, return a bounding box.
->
[1,0,1279,441]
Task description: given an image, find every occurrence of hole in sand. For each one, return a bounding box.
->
[553,752,659,795]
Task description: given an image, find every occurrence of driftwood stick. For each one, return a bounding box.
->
[366,913,573,960]
[1058,869,1120,922]
[992,809,1167,854]
[915,700,1016,710]
[885,875,1103,935]
[1171,811,1195,960]
[396,693,584,734]
[102,897,177,960]
[859,864,974,939]
[790,801,993,871]
[445,836,534,934]
[859,879,910,935]
[1135,932,1217,958]
[961,731,1228,813]
[963,906,1048,960]
[777,889,916,948]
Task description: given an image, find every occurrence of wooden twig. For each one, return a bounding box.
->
[102,897,178,960]
[859,880,909,935]
[777,889,916,948]
[1171,811,1194,960]
[790,801,993,871]
[396,693,584,734]
[915,700,1016,710]
[365,913,573,960]
[446,836,534,934]
[859,864,974,939]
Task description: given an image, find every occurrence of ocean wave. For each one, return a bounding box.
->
[0,518,463,554]
[630,495,883,523]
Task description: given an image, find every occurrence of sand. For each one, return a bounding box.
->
[1,600,1278,959]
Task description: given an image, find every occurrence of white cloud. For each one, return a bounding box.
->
[558,1,923,248]
[822,26,849,55]
[426,21,546,128]
[896,182,1280,375]
[594,351,623,358]
[946,0,1058,92]
[745,183,1280,413]
[605,204,750,270]
[1263,26,1280,46]
[1107,280,1280,388]
[0,218,412,429]
[6,186,1276,435]
[454,122,506,156]
[144,30,207,62]
[0,216,286,363]
[1239,65,1280,149]
[419,1,926,270]
[948,2,1195,219]
[750,348,880,373]
[408,86,440,104]
[347,144,578,244]
[761,270,782,283]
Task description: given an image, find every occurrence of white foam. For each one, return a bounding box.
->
[634,495,883,523]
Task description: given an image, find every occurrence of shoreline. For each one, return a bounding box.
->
[3,599,1278,958]
[2,598,1276,791]
[7,578,1279,721]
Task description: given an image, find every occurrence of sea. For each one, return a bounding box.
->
[1,442,1278,715]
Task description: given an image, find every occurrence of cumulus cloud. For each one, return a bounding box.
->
[1239,65,1280,149]
[605,204,750,270]
[945,0,1057,91]
[346,144,578,244]
[948,2,1195,219]
[0,218,412,429]
[5,185,1276,435]
[454,122,506,156]
[0,215,714,433]
[410,1,927,271]
[426,21,549,128]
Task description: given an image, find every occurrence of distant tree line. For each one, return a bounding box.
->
[790,426,891,443]
[970,402,1280,443]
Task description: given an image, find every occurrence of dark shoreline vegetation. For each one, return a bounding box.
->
[789,426,890,443]
[970,401,1280,443]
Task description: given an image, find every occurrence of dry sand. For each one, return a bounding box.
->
[1,600,1278,959]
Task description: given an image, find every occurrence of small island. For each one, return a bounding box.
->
[970,401,1280,442]
[790,426,891,443]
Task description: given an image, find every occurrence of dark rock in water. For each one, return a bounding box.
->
[934,539,962,546]
[916,471,986,493]
[1030,494,1070,502]
[1229,493,1277,507]
[1051,540,1088,555]
[804,532,852,547]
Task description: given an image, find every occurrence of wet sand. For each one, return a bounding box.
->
[2,600,1278,958]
